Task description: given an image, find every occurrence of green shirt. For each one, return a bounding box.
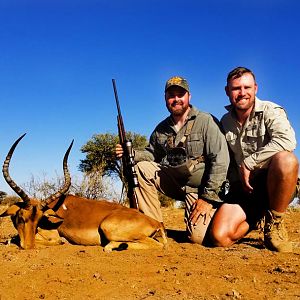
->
[135,105,230,202]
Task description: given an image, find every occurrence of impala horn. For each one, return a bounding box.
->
[43,139,74,206]
[2,133,31,204]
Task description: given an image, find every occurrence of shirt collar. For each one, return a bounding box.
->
[187,105,198,120]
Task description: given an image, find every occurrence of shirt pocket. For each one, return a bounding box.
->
[245,125,266,151]
[187,133,203,157]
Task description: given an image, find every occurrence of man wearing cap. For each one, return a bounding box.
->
[116,76,229,245]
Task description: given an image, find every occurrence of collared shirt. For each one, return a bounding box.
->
[135,105,230,202]
[221,97,296,171]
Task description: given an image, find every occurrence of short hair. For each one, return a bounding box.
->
[226,67,256,85]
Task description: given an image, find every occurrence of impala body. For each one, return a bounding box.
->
[1,134,167,251]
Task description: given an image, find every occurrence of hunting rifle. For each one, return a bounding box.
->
[112,79,139,209]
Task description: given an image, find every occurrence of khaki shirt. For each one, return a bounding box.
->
[221,97,296,171]
[135,105,230,202]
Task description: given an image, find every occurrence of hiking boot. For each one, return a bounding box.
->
[264,209,293,253]
[295,177,300,199]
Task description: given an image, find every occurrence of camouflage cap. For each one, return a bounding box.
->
[165,76,190,93]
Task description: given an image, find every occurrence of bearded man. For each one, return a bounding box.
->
[116,76,229,245]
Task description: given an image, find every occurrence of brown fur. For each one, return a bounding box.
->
[1,196,167,252]
[1,134,167,251]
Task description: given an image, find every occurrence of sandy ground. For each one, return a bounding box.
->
[0,206,299,300]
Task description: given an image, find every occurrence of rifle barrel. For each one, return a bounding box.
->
[112,79,126,139]
[112,78,139,210]
[112,79,122,117]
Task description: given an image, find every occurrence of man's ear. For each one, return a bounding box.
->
[225,86,229,97]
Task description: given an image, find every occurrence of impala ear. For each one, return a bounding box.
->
[43,209,57,217]
[43,209,64,224]
[46,216,64,224]
[0,204,21,217]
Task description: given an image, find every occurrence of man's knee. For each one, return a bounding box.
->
[188,230,206,245]
[135,161,157,183]
[187,220,210,245]
[188,224,235,247]
[186,207,217,245]
[136,161,153,174]
[209,226,234,247]
[270,151,299,172]
[208,204,249,247]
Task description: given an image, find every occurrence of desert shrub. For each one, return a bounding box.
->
[0,195,21,206]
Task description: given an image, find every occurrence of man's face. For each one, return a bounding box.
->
[165,86,190,116]
[225,73,258,112]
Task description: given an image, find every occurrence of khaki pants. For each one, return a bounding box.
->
[135,161,216,245]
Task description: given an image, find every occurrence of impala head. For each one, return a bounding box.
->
[1,134,73,249]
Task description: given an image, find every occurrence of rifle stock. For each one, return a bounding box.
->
[112,79,139,209]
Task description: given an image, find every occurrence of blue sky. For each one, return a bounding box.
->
[1,0,299,194]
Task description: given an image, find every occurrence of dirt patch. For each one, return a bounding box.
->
[0,207,299,299]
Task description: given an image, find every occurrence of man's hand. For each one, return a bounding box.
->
[115,143,124,158]
[239,162,253,193]
[189,199,213,226]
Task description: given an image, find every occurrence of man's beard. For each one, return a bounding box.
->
[167,102,189,116]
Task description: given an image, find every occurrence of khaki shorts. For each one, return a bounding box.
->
[184,193,218,245]
[135,161,216,245]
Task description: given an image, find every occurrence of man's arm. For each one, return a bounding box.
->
[189,115,230,226]
[244,105,296,170]
[239,162,253,193]
[200,115,230,202]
